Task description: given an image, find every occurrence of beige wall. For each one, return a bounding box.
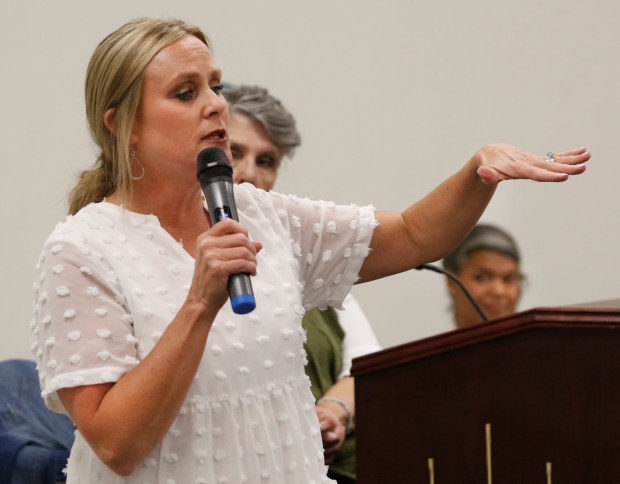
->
[1,0,618,360]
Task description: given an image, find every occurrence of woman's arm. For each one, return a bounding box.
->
[359,145,589,283]
[57,219,261,476]
[58,298,213,475]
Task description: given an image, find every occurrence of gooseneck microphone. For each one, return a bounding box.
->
[415,263,488,322]
[196,147,256,315]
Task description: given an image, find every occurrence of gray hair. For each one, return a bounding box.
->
[442,223,521,273]
[222,84,301,158]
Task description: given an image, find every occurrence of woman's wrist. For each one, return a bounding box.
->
[317,396,354,433]
[466,146,502,191]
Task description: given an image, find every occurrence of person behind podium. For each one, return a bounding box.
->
[29,16,590,483]
[223,83,381,483]
[442,223,523,329]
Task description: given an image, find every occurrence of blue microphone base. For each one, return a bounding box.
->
[231,294,256,314]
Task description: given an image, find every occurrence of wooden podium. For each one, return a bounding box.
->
[351,300,620,483]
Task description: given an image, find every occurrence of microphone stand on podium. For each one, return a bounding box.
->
[415,263,488,323]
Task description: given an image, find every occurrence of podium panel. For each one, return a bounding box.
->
[351,302,620,483]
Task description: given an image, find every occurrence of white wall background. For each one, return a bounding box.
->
[1,0,618,360]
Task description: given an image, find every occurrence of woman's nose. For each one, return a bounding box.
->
[489,277,507,295]
[232,158,257,185]
[202,89,227,119]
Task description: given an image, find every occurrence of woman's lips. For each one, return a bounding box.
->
[204,129,227,142]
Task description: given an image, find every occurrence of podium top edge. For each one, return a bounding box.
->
[351,300,620,376]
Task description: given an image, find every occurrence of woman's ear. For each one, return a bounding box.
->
[104,108,139,145]
[103,108,117,135]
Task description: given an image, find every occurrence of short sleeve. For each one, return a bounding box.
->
[30,235,139,412]
[266,191,377,311]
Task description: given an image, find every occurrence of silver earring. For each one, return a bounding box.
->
[130,147,145,181]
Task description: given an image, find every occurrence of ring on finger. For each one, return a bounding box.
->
[545,151,556,163]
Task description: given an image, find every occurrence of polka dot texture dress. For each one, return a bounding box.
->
[30,183,376,484]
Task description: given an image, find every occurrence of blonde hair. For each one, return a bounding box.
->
[68,17,210,215]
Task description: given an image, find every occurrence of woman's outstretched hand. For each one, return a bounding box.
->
[475,145,590,186]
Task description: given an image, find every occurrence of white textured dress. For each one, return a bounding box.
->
[30,183,376,484]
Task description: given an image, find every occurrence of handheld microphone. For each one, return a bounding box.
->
[415,263,488,322]
[196,147,256,314]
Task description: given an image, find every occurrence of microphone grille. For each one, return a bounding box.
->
[196,147,233,185]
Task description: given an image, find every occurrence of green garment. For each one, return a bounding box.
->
[302,308,356,483]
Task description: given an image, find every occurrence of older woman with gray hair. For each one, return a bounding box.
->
[222,84,300,187]
[442,223,524,329]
